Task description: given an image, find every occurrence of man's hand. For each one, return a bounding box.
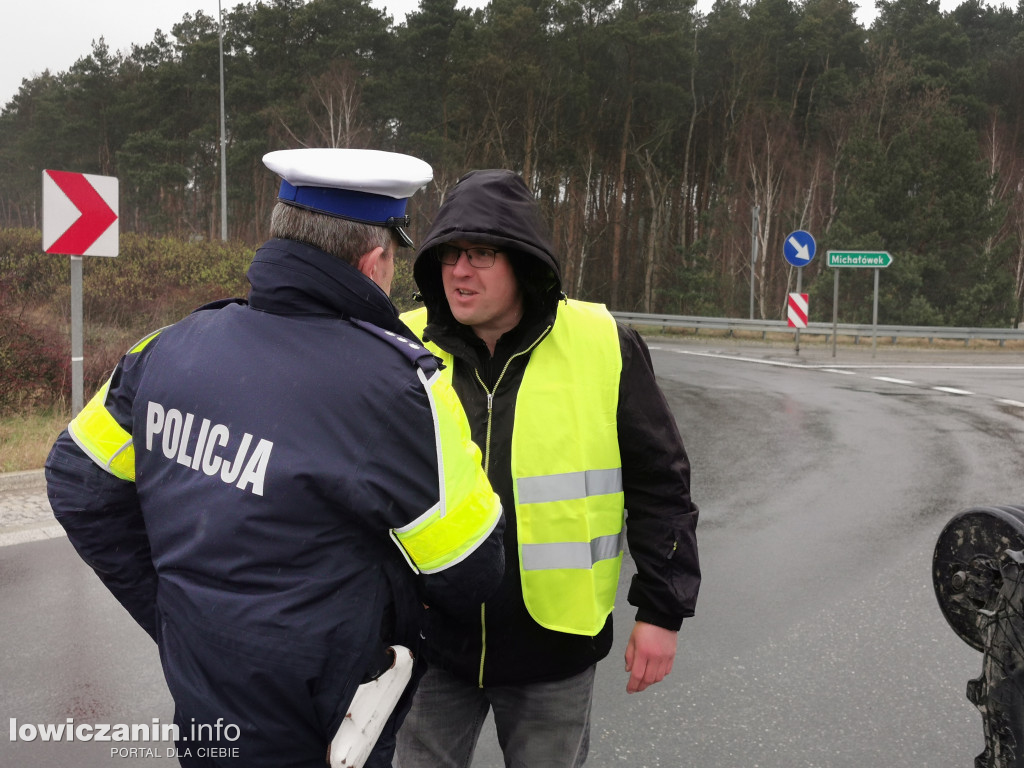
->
[624,621,678,694]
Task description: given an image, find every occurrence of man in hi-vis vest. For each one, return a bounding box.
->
[45,149,505,768]
[395,170,701,767]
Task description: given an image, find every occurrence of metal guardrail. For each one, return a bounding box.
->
[612,312,1024,347]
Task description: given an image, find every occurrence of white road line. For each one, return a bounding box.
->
[651,347,1021,408]
[648,347,1024,372]
[651,348,1019,372]
[649,348,812,369]
[873,376,916,385]
[817,364,1024,370]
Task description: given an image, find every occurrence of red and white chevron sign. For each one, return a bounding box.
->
[787,292,809,328]
[42,170,119,257]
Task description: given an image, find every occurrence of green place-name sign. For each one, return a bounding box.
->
[827,251,893,268]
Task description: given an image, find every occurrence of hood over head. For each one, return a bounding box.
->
[412,170,562,326]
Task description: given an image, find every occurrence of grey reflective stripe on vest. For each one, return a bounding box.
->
[516,467,622,504]
[521,531,624,571]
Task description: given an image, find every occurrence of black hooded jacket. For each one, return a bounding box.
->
[405,170,701,687]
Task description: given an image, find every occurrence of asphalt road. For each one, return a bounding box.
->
[2,337,1022,767]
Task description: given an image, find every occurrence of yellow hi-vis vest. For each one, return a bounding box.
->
[402,299,624,635]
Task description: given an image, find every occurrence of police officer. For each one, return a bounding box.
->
[45,149,505,768]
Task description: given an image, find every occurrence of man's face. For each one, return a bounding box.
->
[440,240,523,344]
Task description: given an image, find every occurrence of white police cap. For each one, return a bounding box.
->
[263,148,433,248]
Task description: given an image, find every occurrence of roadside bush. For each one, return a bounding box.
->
[79,234,254,329]
[0,228,423,416]
[0,302,67,415]
[0,228,66,306]
[1,229,252,415]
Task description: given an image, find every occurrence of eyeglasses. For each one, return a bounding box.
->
[436,245,500,269]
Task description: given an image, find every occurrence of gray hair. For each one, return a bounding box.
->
[269,202,393,265]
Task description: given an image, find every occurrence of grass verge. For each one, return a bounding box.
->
[1,407,70,473]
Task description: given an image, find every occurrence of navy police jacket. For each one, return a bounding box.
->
[45,238,504,767]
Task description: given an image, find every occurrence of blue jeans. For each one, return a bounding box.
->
[394,664,596,768]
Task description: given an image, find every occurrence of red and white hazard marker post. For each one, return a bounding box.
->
[787,293,809,328]
[787,292,809,355]
[42,170,119,414]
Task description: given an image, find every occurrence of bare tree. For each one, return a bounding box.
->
[981,114,1024,327]
[278,61,369,149]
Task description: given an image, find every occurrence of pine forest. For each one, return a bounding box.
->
[2,0,1024,328]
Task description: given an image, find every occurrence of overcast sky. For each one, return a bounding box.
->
[0,0,1000,110]
[0,0,481,107]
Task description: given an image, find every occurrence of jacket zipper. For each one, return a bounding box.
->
[473,325,551,688]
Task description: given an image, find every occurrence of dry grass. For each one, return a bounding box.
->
[0,407,71,472]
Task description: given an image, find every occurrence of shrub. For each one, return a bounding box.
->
[0,302,68,415]
[0,228,427,415]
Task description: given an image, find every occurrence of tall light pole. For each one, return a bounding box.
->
[750,205,760,319]
[218,0,228,240]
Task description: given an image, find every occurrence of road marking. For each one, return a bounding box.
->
[648,347,1024,372]
[649,348,811,369]
[807,363,1024,370]
[651,346,1023,411]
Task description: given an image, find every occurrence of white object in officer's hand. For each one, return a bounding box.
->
[327,645,414,768]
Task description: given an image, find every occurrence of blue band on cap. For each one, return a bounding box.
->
[278,180,408,224]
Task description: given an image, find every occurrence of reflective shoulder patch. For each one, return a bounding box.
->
[128,327,165,354]
[68,379,136,481]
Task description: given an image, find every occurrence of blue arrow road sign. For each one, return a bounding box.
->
[784,230,816,267]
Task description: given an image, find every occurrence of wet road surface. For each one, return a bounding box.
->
[2,338,1022,766]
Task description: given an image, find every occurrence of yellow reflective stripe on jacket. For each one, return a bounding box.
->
[513,299,623,636]
[391,366,501,574]
[128,328,163,354]
[66,327,164,483]
[68,378,137,482]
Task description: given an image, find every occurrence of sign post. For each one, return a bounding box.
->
[42,170,119,414]
[826,250,893,358]
[784,230,816,354]
[750,206,759,320]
